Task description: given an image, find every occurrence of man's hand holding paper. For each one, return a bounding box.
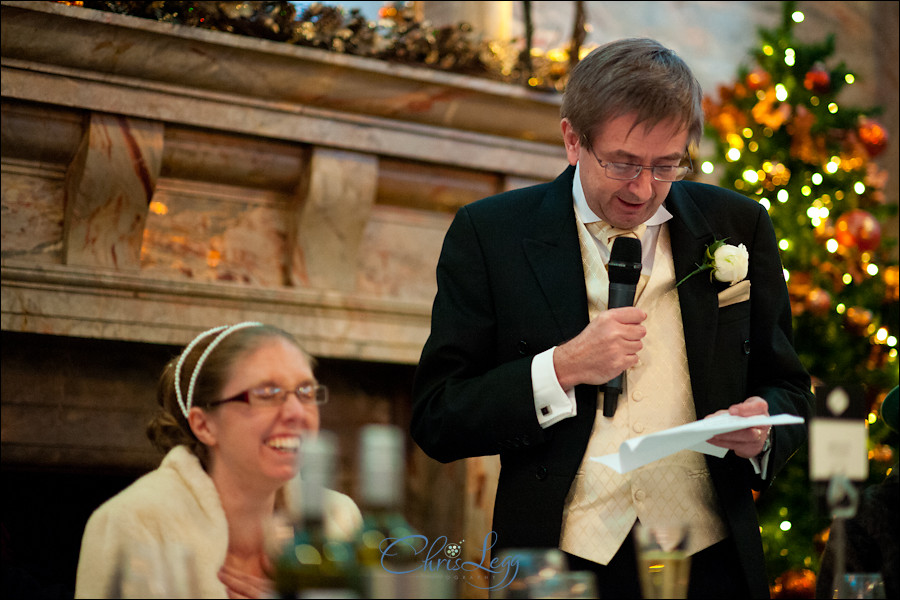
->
[590,404,805,474]
[705,396,772,458]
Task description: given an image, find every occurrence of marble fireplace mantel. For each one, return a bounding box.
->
[1,0,567,363]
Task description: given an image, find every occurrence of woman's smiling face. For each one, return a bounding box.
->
[199,336,320,490]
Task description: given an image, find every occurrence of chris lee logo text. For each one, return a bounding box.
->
[379,531,519,590]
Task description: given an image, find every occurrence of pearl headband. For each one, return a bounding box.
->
[174,322,263,419]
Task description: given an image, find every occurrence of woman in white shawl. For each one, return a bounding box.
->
[75,322,361,598]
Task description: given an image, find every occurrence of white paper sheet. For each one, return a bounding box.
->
[590,413,805,473]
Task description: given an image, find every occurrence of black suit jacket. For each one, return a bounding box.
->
[411,166,813,598]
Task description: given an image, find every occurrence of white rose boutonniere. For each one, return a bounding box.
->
[676,238,749,288]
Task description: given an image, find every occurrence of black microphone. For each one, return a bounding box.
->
[603,236,643,417]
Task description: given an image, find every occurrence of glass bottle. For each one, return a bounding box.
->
[356,424,421,598]
[272,431,359,598]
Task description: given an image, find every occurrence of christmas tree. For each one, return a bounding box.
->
[703,2,898,595]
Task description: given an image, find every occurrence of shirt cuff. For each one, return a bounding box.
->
[532,347,577,428]
[748,444,772,479]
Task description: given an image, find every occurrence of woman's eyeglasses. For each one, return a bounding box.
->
[207,384,328,408]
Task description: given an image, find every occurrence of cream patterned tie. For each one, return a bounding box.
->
[585,221,648,250]
[585,221,649,301]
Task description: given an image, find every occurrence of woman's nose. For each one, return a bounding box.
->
[280,393,317,423]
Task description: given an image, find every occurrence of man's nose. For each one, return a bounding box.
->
[627,167,656,200]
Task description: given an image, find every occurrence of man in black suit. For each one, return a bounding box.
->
[411,38,813,598]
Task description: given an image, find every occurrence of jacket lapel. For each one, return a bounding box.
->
[666,184,719,417]
[522,166,589,343]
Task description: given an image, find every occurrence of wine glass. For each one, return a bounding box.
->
[633,522,691,599]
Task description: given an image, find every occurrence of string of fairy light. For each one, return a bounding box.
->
[701,8,898,366]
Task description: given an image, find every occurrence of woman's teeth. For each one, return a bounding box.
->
[266,437,300,452]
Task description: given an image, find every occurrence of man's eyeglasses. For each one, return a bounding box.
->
[588,146,693,182]
[208,384,329,408]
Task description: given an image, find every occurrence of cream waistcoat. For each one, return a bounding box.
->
[558,217,728,565]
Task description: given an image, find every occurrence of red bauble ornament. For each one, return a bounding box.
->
[772,568,817,599]
[845,306,874,335]
[885,265,900,302]
[871,443,894,463]
[806,288,832,316]
[788,272,813,297]
[803,67,830,94]
[835,209,882,252]
[858,118,889,158]
[746,68,771,91]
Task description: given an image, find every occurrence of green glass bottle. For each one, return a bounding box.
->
[273,431,359,599]
[356,425,422,598]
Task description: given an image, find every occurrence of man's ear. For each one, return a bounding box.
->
[561,119,582,166]
[188,407,217,447]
